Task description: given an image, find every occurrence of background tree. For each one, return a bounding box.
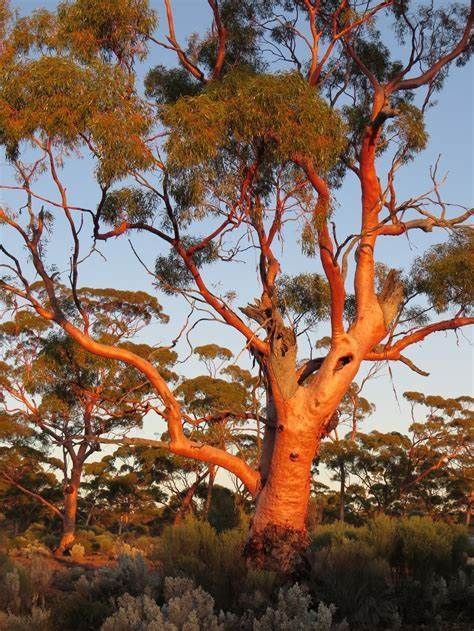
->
[317,380,375,522]
[0,0,472,567]
[320,392,473,522]
[174,344,262,521]
[403,391,473,522]
[82,445,171,535]
[0,287,175,553]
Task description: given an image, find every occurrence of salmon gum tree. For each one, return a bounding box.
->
[0,0,473,568]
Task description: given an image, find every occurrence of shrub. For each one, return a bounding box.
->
[254,583,348,631]
[70,544,86,563]
[28,555,53,608]
[396,575,448,624]
[113,542,142,559]
[0,562,38,616]
[53,555,160,630]
[445,569,474,622]
[311,522,361,551]
[74,531,98,555]
[100,578,237,631]
[360,514,398,560]
[100,593,165,630]
[394,517,468,580]
[4,569,21,614]
[92,533,116,557]
[308,540,398,629]
[156,518,249,610]
[0,607,50,631]
[162,577,227,630]
[131,536,155,557]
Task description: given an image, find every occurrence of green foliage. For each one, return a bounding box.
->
[277,273,330,330]
[176,376,247,416]
[101,187,159,226]
[145,65,200,104]
[162,70,347,171]
[0,56,152,182]
[11,0,156,66]
[308,540,398,629]
[194,344,233,362]
[389,102,428,158]
[55,0,157,65]
[156,518,251,610]
[306,516,471,627]
[414,229,474,313]
[319,388,472,522]
[207,486,240,533]
[393,517,468,580]
[155,239,219,294]
[310,522,360,550]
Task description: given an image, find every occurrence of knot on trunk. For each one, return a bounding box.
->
[244,524,310,574]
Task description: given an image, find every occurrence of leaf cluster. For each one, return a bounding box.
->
[11,0,156,66]
[162,70,347,172]
[414,229,474,313]
[277,273,331,331]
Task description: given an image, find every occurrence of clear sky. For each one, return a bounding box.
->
[2,1,473,448]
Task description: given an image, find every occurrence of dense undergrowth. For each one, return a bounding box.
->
[0,515,472,630]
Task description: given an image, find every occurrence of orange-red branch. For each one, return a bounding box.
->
[89,435,261,497]
[390,316,474,353]
[294,156,346,337]
[366,316,474,364]
[388,6,474,92]
[37,318,261,495]
[176,244,269,356]
[0,472,63,520]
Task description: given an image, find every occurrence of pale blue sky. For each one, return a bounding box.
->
[3,1,473,445]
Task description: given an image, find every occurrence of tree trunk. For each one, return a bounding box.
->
[246,330,370,571]
[173,472,205,525]
[85,504,95,527]
[55,465,82,556]
[466,491,473,526]
[204,464,216,518]
[246,390,323,571]
[339,461,346,522]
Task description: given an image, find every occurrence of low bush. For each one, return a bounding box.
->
[310,522,361,550]
[254,583,348,631]
[100,579,346,631]
[394,517,468,580]
[155,518,250,610]
[92,533,116,557]
[0,606,51,631]
[53,554,161,630]
[308,540,399,629]
[70,544,86,563]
